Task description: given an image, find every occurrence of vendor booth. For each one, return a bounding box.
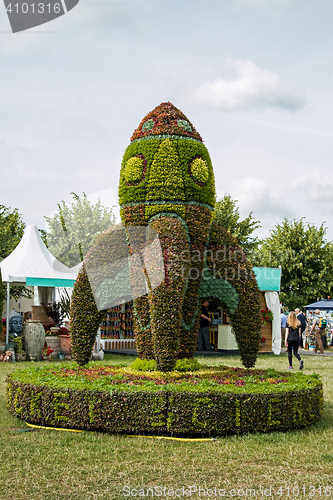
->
[99,267,282,354]
[208,267,281,354]
[304,300,333,349]
[0,225,78,344]
[254,267,282,355]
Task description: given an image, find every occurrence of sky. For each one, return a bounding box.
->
[1,0,333,242]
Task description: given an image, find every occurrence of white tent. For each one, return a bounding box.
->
[0,225,79,343]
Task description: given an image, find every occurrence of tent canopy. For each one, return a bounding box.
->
[304,300,333,310]
[0,225,77,287]
[252,267,281,292]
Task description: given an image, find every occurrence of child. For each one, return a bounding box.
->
[285,311,304,370]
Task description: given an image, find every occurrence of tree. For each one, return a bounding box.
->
[44,193,116,268]
[0,205,32,301]
[0,205,25,261]
[255,218,333,310]
[213,194,261,258]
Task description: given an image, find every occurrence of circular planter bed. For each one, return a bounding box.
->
[6,363,323,436]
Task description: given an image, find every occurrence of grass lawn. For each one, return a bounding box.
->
[1,352,332,500]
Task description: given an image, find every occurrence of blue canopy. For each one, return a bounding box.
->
[304,300,333,310]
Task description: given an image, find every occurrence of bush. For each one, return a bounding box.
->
[131,358,157,371]
[174,359,202,372]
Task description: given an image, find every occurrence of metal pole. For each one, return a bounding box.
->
[6,281,10,345]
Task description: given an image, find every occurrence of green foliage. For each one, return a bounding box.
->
[149,216,190,371]
[0,205,25,261]
[12,336,24,354]
[207,223,261,368]
[131,358,157,371]
[70,264,102,366]
[147,139,185,202]
[42,302,66,328]
[0,205,32,301]
[118,137,216,211]
[7,364,323,435]
[190,158,209,184]
[0,269,4,316]
[59,288,71,317]
[71,103,261,372]
[174,358,202,372]
[199,268,239,314]
[124,157,145,183]
[44,193,115,268]
[130,358,202,372]
[213,195,260,258]
[255,218,333,310]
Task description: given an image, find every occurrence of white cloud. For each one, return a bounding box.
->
[292,173,333,205]
[187,60,306,112]
[230,176,295,218]
[232,0,297,12]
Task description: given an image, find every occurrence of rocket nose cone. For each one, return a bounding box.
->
[131,102,203,142]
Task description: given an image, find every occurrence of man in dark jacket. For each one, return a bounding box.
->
[198,300,211,351]
[295,308,307,348]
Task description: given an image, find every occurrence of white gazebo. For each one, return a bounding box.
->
[0,225,79,344]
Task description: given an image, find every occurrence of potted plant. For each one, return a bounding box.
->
[260,336,266,348]
[261,307,274,325]
[12,336,26,361]
[42,345,54,361]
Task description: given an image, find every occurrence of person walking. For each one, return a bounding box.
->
[310,309,325,354]
[285,311,304,370]
[281,309,287,344]
[295,308,307,349]
[198,300,211,351]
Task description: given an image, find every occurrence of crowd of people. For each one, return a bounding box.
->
[281,307,333,369]
[198,300,333,369]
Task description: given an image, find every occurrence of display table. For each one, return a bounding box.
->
[217,325,238,350]
[100,338,136,350]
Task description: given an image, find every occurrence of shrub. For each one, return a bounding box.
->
[174,359,202,372]
[131,358,157,371]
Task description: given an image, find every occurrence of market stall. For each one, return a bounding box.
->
[304,300,333,350]
[208,267,281,354]
[0,225,78,344]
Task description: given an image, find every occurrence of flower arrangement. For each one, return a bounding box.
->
[58,327,70,336]
[42,346,54,360]
[261,307,274,324]
[261,336,266,344]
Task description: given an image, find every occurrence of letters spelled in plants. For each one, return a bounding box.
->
[6,363,323,436]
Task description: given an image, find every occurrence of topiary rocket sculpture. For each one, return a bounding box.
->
[70,102,261,371]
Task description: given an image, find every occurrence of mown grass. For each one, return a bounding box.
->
[1,352,332,500]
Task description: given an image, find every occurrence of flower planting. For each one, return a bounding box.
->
[6,363,323,436]
[261,307,274,324]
